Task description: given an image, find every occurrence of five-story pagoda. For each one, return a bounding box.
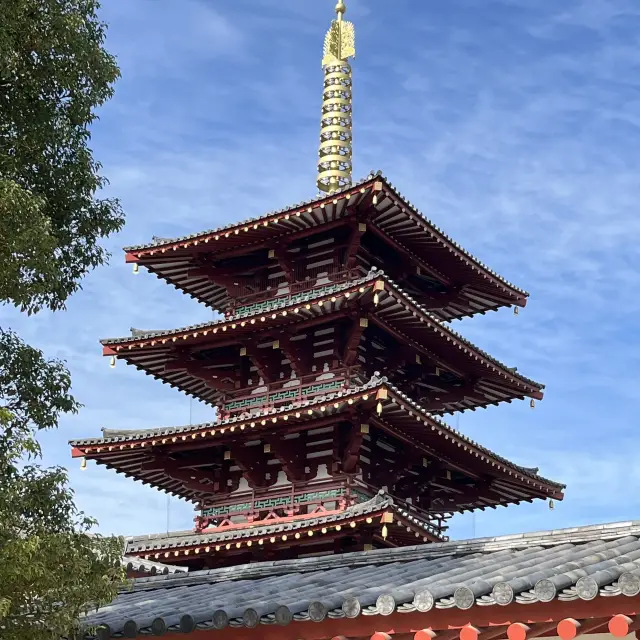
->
[70,1,564,571]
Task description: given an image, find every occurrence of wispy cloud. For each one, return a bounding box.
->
[3,0,640,538]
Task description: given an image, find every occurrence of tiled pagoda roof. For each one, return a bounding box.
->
[70,376,564,507]
[78,519,640,637]
[123,172,528,321]
[124,492,444,560]
[100,270,542,413]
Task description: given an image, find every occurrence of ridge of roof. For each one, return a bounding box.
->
[69,375,563,492]
[100,268,542,390]
[124,170,528,297]
[122,555,187,575]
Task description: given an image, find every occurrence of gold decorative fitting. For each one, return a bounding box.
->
[373,293,379,305]
[317,0,355,194]
[381,524,388,540]
[376,401,383,415]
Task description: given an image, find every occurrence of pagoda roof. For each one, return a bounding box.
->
[78,518,640,638]
[70,376,564,508]
[124,492,444,562]
[101,270,543,413]
[123,172,528,320]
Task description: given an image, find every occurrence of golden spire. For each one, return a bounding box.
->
[317,1,356,194]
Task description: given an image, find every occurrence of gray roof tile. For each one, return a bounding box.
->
[78,519,640,638]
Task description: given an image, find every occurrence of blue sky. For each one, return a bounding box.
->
[3,0,640,540]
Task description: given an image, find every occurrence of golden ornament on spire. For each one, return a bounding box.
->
[317,0,355,194]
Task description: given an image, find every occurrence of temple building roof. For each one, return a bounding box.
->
[123,172,528,320]
[124,492,445,564]
[70,376,564,508]
[77,519,640,638]
[100,270,542,413]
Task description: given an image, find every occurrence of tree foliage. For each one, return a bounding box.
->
[0,0,127,637]
[0,333,126,640]
[0,0,125,314]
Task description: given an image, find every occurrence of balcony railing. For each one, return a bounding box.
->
[219,366,363,418]
[227,268,363,318]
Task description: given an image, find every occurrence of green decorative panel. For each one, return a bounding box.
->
[201,488,349,519]
[223,380,343,413]
[235,284,338,317]
[202,502,251,518]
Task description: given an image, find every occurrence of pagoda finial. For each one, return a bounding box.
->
[317,0,355,195]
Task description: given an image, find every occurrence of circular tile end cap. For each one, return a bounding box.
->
[308,601,328,622]
[123,620,138,638]
[534,578,557,603]
[342,596,361,619]
[212,609,229,630]
[243,608,260,628]
[413,589,434,612]
[376,593,396,616]
[492,582,514,606]
[619,572,640,597]
[576,576,598,601]
[275,605,293,626]
[151,617,166,637]
[453,586,475,610]
[179,614,195,634]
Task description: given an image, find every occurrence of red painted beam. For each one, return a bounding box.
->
[158,600,640,640]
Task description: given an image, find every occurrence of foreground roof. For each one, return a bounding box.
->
[80,519,640,637]
[123,172,528,320]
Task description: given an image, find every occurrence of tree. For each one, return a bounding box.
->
[0,0,124,314]
[0,0,127,637]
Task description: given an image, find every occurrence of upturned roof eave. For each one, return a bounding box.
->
[123,171,529,301]
[69,376,564,495]
[99,269,543,392]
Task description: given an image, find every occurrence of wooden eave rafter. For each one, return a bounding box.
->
[124,175,528,320]
[70,383,563,506]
